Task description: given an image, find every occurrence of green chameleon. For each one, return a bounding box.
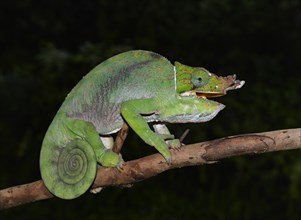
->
[40,50,245,199]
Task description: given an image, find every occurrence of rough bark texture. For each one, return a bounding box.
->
[0,128,300,209]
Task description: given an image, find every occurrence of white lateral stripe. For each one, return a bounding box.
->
[173,65,177,92]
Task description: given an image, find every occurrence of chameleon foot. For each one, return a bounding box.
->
[116,154,125,171]
[97,149,121,167]
[165,156,172,165]
[166,139,181,151]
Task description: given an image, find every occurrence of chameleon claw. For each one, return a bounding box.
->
[116,160,125,171]
[166,139,181,151]
[165,156,172,165]
[116,153,125,171]
[167,158,172,165]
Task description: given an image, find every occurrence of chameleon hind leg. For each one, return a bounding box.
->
[100,136,115,149]
[100,136,125,167]
[90,136,124,194]
[66,118,121,167]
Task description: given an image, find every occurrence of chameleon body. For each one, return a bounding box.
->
[40,50,245,199]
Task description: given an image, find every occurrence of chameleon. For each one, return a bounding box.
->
[40,50,245,199]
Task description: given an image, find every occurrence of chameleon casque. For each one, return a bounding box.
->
[40,50,245,199]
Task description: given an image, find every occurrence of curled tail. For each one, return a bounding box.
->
[40,139,97,199]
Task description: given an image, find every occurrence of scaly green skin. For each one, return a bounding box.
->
[40,50,245,199]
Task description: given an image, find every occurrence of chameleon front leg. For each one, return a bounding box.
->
[120,99,172,164]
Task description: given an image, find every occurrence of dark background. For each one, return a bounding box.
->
[1,0,300,219]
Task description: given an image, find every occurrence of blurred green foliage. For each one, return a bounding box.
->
[0,0,300,219]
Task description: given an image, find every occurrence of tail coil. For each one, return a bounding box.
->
[41,139,97,199]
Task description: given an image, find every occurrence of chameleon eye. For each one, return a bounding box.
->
[192,75,206,88]
[191,68,212,88]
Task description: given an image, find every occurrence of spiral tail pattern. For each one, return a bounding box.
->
[40,139,97,199]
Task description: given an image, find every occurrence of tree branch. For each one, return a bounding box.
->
[112,122,129,154]
[0,128,300,209]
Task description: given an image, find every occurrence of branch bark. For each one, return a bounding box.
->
[0,128,300,209]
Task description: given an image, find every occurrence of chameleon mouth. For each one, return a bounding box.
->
[195,91,224,98]
[180,79,245,99]
[180,91,223,99]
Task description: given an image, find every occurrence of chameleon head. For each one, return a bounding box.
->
[175,61,245,98]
